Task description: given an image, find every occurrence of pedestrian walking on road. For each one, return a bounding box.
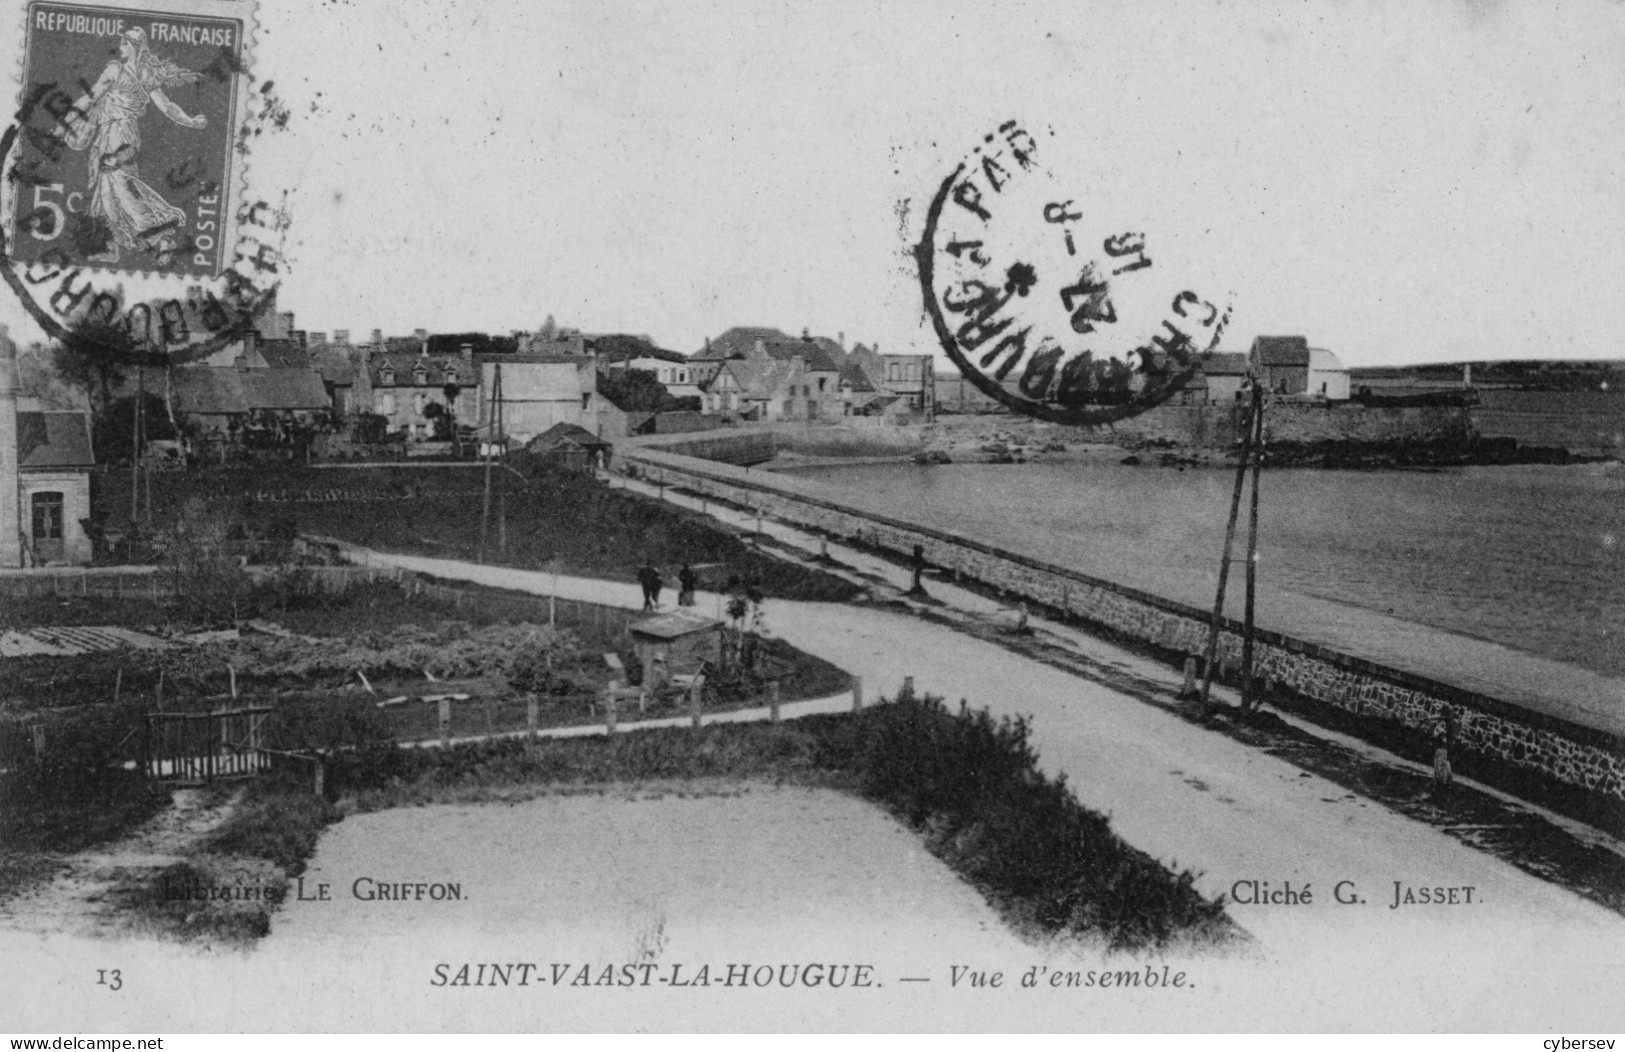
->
[1431,707,1456,794]
[678,562,697,607]
[637,559,662,611]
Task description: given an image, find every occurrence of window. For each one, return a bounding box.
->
[414,368,427,386]
[414,393,427,415]
[581,393,591,410]
[889,364,902,382]
[31,492,63,540]
[380,369,395,385]
[817,378,826,393]
[377,394,396,415]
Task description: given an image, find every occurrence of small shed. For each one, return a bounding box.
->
[628,608,724,691]
[525,422,613,473]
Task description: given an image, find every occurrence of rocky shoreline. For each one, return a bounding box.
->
[766,419,1614,472]
[1124,434,1612,470]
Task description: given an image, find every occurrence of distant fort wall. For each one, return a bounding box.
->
[620,445,1625,811]
[1103,402,1476,449]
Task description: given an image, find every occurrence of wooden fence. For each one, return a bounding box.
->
[402,576,637,637]
[142,707,272,783]
[0,571,170,600]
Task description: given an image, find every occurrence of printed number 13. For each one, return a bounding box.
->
[97,969,122,991]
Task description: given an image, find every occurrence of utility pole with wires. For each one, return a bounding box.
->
[1198,381,1264,718]
[480,362,504,563]
[1239,383,1266,711]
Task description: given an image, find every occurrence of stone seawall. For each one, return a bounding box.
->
[1105,402,1476,449]
[621,446,1625,808]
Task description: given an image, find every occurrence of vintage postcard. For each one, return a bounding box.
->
[0,0,1622,1037]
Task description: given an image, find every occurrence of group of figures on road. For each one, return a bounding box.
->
[637,559,698,611]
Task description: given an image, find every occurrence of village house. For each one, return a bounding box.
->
[699,335,841,422]
[1,329,95,567]
[1251,336,1311,395]
[1247,336,1350,401]
[843,343,937,419]
[169,364,332,434]
[689,327,796,389]
[366,344,474,440]
[1308,347,1352,401]
[525,421,613,473]
[1198,351,1252,404]
[474,351,599,445]
[590,334,702,401]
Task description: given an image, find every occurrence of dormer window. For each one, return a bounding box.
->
[414,366,427,386]
[380,368,395,385]
[443,371,458,387]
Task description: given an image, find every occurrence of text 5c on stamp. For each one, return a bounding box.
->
[9,0,254,278]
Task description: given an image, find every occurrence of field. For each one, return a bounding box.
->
[0,575,849,908]
[93,458,860,603]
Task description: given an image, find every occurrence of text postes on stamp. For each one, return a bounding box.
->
[9,0,253,278]
[916,121,1233,426]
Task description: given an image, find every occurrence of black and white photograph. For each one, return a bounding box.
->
[0,0,1622,1036]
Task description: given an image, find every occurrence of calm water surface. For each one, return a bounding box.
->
[785,460,1625,679]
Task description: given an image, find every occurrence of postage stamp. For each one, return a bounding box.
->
[917,121,1233,426]
[7,0,253,278]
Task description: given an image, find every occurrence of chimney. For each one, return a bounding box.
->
[460,343,474,364]
[333,329,350,345]
[292,330,307,348]
[838,331,845,350]
[801,326,810,340]
[242,330,258,357]
[371,328,383,347]
[413,328,428,341]
[309,332,327,346]
[279,311,295,336]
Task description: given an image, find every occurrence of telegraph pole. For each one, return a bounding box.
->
[1198,383,1260,717]
[479,362,503,563]
[1240,384,1265,711]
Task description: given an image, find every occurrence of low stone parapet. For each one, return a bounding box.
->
[621,446,1625,810]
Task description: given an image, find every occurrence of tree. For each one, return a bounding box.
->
[52,318,138,424]
[598,368,686,413]
[96,392,179,464]
[441,382,462,452]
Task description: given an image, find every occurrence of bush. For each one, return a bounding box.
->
[850,690,1229,950]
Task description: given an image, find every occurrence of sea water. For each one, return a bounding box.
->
[784,459,1625,680]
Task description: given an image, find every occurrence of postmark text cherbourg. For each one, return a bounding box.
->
[917,121,1233,426]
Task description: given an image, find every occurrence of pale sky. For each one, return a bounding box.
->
[3,0,1624,367]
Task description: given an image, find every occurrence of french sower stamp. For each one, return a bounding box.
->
[9,0,254,278]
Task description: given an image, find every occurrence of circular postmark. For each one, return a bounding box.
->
[915,121,1232,426]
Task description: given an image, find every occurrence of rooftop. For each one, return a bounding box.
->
[630,608,725,639]
[17,412,93,469]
